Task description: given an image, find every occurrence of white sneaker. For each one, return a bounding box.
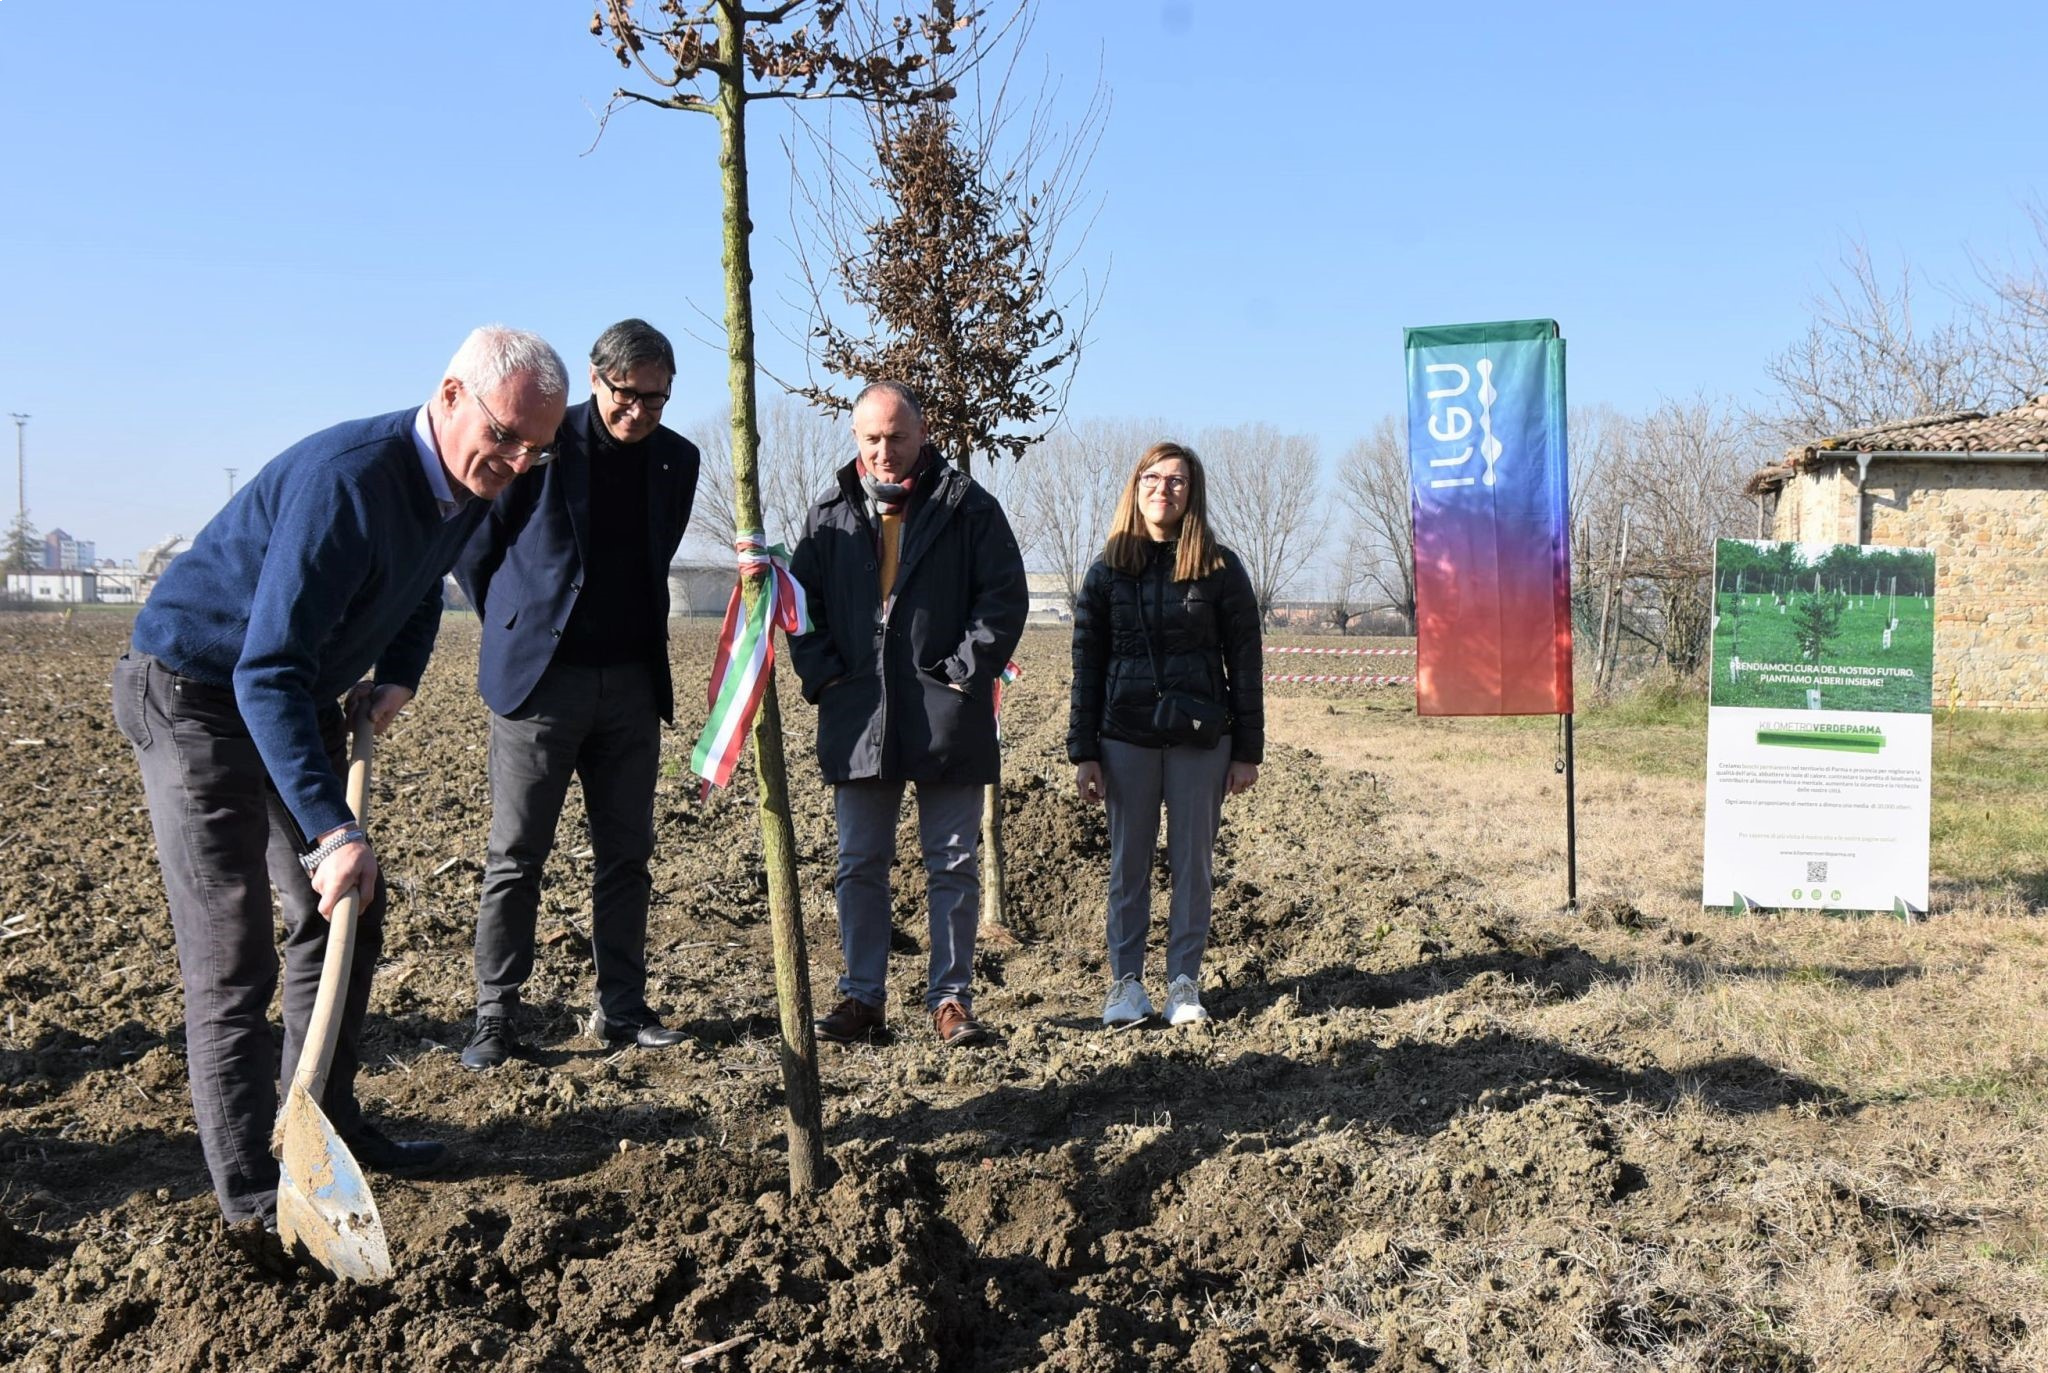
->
[1164,975,1210,1026]
[1102,975,1153,1028]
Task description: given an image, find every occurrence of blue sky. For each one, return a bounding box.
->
[1,1,2042,559]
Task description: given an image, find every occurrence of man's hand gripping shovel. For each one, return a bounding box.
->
[275,713,392,1282]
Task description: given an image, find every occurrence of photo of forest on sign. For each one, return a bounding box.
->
[1709,540,1937,713]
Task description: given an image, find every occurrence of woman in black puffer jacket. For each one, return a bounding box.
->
[1068,441,1263,1030]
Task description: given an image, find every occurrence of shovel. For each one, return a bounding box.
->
[276,714,392,1282]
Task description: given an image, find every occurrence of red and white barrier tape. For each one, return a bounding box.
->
[1262,673,1415,685]
[1264,645,1416,657]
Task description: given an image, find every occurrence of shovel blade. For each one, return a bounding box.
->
[276,1086,391,1282]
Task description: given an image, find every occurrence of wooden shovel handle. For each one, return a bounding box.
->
[288,715,377,1105]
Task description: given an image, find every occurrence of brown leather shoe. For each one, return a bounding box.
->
[815,996,886,1044]
[931,997,991,1048]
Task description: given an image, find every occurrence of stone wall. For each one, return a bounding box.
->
[1768,458,2047,710]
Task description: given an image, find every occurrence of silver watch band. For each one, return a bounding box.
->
[299,825,368,876]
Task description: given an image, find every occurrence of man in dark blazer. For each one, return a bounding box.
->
[787,380,1028,1048]
[454,319,702,1070]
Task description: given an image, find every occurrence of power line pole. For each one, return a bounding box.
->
[225,468,237,498]
[8,413,25,523]
[8,414,26,573]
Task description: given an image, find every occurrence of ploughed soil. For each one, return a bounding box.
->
[0,615,2033,1370]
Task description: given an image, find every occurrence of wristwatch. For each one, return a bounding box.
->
[299,825,368,876]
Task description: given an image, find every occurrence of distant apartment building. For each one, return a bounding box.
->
[42,528,95,571]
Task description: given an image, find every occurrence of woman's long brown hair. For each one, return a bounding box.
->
[1103,441,1224,581]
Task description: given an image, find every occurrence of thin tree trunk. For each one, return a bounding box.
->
[716,10,824,1194]
[979,779,1017,941]
[951,449,1017,944]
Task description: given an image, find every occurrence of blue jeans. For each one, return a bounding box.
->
[832,780,983,1013]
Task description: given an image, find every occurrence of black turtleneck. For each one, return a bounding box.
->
[556,410,658,667]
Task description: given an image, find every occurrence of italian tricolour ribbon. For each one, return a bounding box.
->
[993,660,1022,739]
[690,530,812,793]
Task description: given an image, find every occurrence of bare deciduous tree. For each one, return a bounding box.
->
[1334,414,1415,634]
[1565,402,1631,687]
[761,396,845,546]
[1198,422,1324,622]
[591,0,986,1196]
[1014,416,1147,610]
[1620,396,1757,675]
[1759,241,1996,445]
[686,409,737,559]
[1321,532,1377,635]
[1971,200,2048,401]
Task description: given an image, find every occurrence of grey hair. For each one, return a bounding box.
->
[852,379,923,421]
[590,318,676,378]
[447,325,569,400]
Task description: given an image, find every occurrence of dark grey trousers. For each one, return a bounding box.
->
[474,660,661,1023]
[832,779,982,1013]
[1101,735,1233,985]
[112,653,381,1224]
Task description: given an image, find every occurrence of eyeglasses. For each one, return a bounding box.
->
[1138,473,1188,491]
[598,374,671,411]
[470,387,557,467]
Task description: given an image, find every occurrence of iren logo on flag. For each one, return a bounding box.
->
[1404,319,1572,717]
[1419,358,1503,489]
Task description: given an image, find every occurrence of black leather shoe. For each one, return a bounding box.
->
[586,1007,689,1049]
[341,1122,449,1173]
[460,1014,521,1071]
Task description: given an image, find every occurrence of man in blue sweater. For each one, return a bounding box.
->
[453,319,702,1070]
[113,326,569,1239]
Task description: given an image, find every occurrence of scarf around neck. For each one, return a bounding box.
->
[858,444,937,520]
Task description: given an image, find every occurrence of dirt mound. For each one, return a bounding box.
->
[0,616,2036,1371]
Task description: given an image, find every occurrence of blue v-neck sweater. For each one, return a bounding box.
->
[132,408,487,840]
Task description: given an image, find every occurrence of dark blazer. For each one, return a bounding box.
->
[454,400,701,721]
[787,451,1028,786]
[1067,542,1265,765]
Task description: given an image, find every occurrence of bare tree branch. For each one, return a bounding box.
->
[1334,415,1414,633]
[1756,239,2000,445]
[1198,422,1325,620]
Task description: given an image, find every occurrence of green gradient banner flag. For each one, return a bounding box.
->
[1403,319,1572,716]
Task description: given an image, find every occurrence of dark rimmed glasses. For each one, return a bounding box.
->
[597,374,671,411]
[470,386,557,467]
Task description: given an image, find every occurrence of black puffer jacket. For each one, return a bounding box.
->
[788,453,1028,786]
[1067,541,1264,764]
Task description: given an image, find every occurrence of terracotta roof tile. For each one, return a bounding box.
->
[1746,393,2048,493]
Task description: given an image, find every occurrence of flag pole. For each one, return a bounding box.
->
[1563,712,1578,911]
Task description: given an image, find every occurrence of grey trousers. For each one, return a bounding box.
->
[113,653,381,1224]
[1101,735,1233,985]
[474,660,661,1023]
[832,779,982,1013]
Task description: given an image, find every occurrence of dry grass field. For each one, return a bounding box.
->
[1264,636,2048,1369]
[2,614,2044,1370]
